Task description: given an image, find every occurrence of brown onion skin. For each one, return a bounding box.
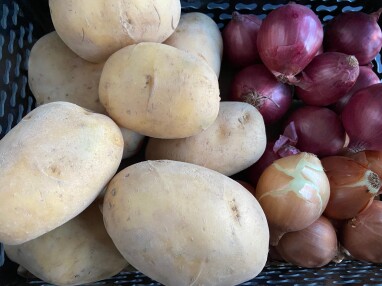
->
[222,12,262,69]
[257,3,323,83]
[341,83,382,152]
[283,106,346,157]
[276,216,338,268]
[341,200,382,263]
[230,64,293,124]
[333,66,380,114]
[295,52,359,106]
[321,156,381,220]
[255,152,330,246]
[324,10,382,65]
[350,150,382,179]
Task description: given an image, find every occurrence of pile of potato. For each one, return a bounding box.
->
[0,1,270,285]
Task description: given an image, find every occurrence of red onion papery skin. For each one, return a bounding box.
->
[222,12,262,69]
[245,125,300,187]
[316,44,324,56]
[333,66,381,114]
[276,216,338,268]
[257,3,323,84]
[283,106,346,157]
[340,200,382,263]
[295,52,360,106]
[230,64,293,124]
[244,142,281,188]
[324,9,382,65]
[341,83,382,152]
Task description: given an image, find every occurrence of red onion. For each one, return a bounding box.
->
[316,45,324,56]
[257,3,323,83]
[245,124,300,187]
[222,12,262,69]
[324,9,382,65]
[333,66,380,114]
[340,200,382,263]
[276,216,338,268]
[245,142,280,188]
[341,83,382,152]
[230,64,293,124]
[282,106,346,157]
[295,52,359,106]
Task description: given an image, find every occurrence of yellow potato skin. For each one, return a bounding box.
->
[49,0,181,63]
[146,102,267,176]
[164,12,223,77]
[103,160,269,286]
[99,42,220,139]
[28,32,106,114]
[0,102,123,245]
[4,201,128,286]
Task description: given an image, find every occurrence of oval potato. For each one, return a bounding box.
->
[28,32,145,159]
[146,102,266,176]
[0,102,123,245]
[103,160,269,286]
[28,31,106,114]
[5,201,128,286]
[164,12,223,77]
[99,42,220,139]
[49,0,181,63]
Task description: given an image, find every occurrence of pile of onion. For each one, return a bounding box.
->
[223,3,382,268]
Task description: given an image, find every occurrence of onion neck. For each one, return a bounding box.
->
[341,170,381,195]
[366,170,381,195]
[347,55,359,68]
[232,11,242,22]
[370,8,382,22]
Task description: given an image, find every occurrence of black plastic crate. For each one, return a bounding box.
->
[1,0,382,285]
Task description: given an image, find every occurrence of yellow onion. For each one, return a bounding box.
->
[350,150,382,179]
[321,156,381,220]
[275,216,338,268]
[255,152,330,246]
[340,200,382,263]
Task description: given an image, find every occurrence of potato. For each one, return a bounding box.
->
[28,31,106,114]
[99,42,220,139]
[49,0,181,63]
[103,160,269,286]
[28,32,145,159]
[0,102,123,245]
[145,102,266,176]
[164,12,223,77]
[5,201,128,286]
